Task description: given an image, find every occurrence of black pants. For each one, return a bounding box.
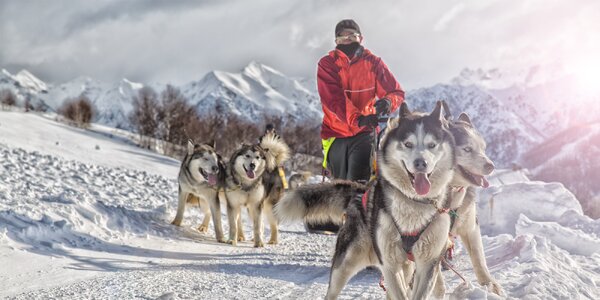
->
[307,132,373,233]
[327,131,373,182]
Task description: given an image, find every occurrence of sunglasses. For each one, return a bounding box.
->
[335,32,361,42]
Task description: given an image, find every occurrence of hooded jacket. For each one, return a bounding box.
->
[317,46,405,139]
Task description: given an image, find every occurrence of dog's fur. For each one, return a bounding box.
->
[288,171,312,189]
[257,131,292,244]
[172,141,227,242]
[431,108,503,296]
[277,102,456,299]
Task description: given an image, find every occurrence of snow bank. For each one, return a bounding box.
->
[477,181,583,236]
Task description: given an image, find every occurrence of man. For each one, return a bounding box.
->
[309,19,405,233]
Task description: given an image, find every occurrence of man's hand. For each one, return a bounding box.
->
[374,98,391,116]
[357,114,379,128]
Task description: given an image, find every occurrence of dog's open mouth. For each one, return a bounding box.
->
[243,165,255,179]
[404,163,431,196]
[200,168,218,186]
[458,166,489,188]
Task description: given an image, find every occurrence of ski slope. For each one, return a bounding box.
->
[0,111,599,299]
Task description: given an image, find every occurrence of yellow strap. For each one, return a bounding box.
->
[278,166,288,189]
[321,137,336,169]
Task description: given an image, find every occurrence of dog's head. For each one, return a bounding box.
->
[447,113,494,188]
[379,101,455,198]
[231,143,267,181]
[185,140,223,186]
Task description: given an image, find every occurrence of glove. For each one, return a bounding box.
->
[374,98,391,116]
[357,114,379,128]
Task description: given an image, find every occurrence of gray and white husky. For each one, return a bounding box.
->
[172,141,227,243]
[223,143,267,247]
[277,101,456,299]
[431,108,503,296]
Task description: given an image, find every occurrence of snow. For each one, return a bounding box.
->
[1,111,600,299]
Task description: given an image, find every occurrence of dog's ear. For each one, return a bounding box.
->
[441,100,453,121]
[187,140,195,155]
[430,101,444,122]
[387,117,400,129]
[399,102,411,118]
[458,113,472,125]
[207,139,216,149]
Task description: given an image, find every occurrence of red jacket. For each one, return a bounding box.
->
[317,47,405,139]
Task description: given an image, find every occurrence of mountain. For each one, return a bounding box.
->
[406,84,545,164]
[520,122,600,218]
[181,61,322,124]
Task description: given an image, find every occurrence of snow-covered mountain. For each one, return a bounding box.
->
[520,122,600,218]
[181,61,322,124]
[2,62,598,167]
[406,84,545,164]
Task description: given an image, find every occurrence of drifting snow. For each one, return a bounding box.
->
[0,111,599,299]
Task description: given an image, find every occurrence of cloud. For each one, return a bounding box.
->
[1,0,599,89]
[433,2,465,32]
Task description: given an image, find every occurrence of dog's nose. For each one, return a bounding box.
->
[413,159,427,172]
[211,165,219,173]
[484,162,495,174]
[249,163,256,170]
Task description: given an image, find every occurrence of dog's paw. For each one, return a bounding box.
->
[171,220,181,226]
[254,240,265,248]
[237,235,246,242]
[227,239,238,246]
[216,237,227,243]
[197,225,209,233]
[482,281,503,296]
[267,239,278,245]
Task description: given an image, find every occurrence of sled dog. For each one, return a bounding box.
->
[277,101,456,299]
[223,143,269,247]
[172,141,226,243]
[431,106,503,296]
[257,131,292,245]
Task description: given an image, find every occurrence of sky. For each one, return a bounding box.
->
[1,0,599,89]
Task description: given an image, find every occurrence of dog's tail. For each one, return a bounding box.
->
[274,180,366,224]
[259,132,291,171]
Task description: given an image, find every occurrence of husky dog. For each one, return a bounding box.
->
[431,108,503,296]
[258,131,292,245]
[224,143,269,247]
[172,141,227,243]
[277,101,456,299]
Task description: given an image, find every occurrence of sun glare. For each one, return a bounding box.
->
[568,56,600,96]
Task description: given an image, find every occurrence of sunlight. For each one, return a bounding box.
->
[568,55,600,96]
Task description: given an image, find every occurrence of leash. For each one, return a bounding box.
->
[441,256,468,284]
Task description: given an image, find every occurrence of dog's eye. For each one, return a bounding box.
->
[404,142,413,149]
[255,156,260,160]
[463,147,472,153]
[427,143,436,149]
[245,154,250,158]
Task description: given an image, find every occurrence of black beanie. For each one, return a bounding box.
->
[335,19,361,37]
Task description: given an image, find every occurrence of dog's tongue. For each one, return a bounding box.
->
[481,176,490,188]
[207,174,217,186]
[246,170,255,179]
[472,174,490,188]
[414,173,431,195]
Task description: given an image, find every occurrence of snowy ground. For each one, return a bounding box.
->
[1,111,599,299]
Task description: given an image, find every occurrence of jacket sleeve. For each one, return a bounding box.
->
[374,58,405,113]
[317,56,362,126]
